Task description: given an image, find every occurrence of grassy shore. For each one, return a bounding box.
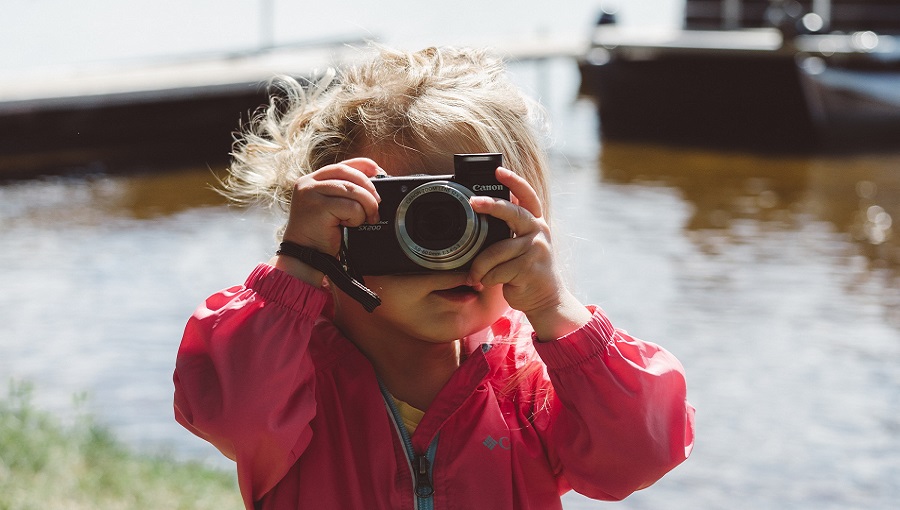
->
[0,382,243,510]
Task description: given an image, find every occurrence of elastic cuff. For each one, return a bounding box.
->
[245,263,330,317]
[532,306,618,370]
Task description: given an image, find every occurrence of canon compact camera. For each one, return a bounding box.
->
[344,153,510,275]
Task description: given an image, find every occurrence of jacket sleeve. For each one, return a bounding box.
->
[173,263,329,507]
[532,305,695,501]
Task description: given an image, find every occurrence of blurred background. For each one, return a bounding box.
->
[1,1,898,509]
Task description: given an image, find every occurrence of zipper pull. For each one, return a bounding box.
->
[413,454,434,498]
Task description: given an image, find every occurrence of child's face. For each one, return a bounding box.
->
[334,150,509,343]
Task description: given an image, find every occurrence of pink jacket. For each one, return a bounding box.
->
[174,264,694,509]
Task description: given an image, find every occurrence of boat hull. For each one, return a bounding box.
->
[579,30,900,153]
[580,50,819,151]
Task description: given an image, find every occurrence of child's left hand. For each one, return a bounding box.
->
[468,167,592,341]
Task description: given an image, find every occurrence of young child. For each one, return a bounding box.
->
[174,45,694,509]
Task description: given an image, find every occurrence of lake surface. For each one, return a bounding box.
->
[1,54,898,509]
[2,1,900,507]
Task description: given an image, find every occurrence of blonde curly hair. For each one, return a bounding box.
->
[222,45,553,222]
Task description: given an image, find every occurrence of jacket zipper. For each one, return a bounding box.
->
[379,381,439,510]
[414,438,439,502]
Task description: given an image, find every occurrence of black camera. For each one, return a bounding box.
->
[344,153,510,275]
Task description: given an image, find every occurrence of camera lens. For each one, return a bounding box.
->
[396,181,488,270]
[405,194,467,250]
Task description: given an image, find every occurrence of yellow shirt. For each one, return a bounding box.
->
[392,397,425,435]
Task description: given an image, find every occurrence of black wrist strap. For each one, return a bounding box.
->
[276,241,381,312]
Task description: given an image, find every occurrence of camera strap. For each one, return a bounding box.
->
[276,241,382,312]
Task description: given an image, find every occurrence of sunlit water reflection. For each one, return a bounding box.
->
[1,59,898,509]
[556,144,900,509]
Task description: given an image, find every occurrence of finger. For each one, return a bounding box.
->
[308,161,385,222]
[289,192,374,253]
[494,167,543,219]
[339,158,386,178]
[323,195,376,228]
[295,173,381,225]
[470,195,541,238]
[313,163,383,202]
[467,234,532,285]
[478,258,523,289]
[283,195,367,256]
[315,180,382,224]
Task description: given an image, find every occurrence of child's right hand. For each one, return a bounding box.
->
[271,158,384,285]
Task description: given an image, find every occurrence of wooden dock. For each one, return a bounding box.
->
[0,38,584,178]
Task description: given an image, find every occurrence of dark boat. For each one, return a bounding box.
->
[578,0,900,152]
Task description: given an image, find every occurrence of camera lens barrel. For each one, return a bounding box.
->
[395,181,487,270]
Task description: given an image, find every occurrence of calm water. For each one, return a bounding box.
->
[1,55,899,509]
[3,3,900,507]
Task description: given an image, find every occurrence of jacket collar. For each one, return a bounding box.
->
[316,310,519,452]
[410,341,493,452]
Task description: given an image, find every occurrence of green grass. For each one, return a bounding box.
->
[0,381,243,510]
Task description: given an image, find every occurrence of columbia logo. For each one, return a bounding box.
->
[482,435,511,451]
